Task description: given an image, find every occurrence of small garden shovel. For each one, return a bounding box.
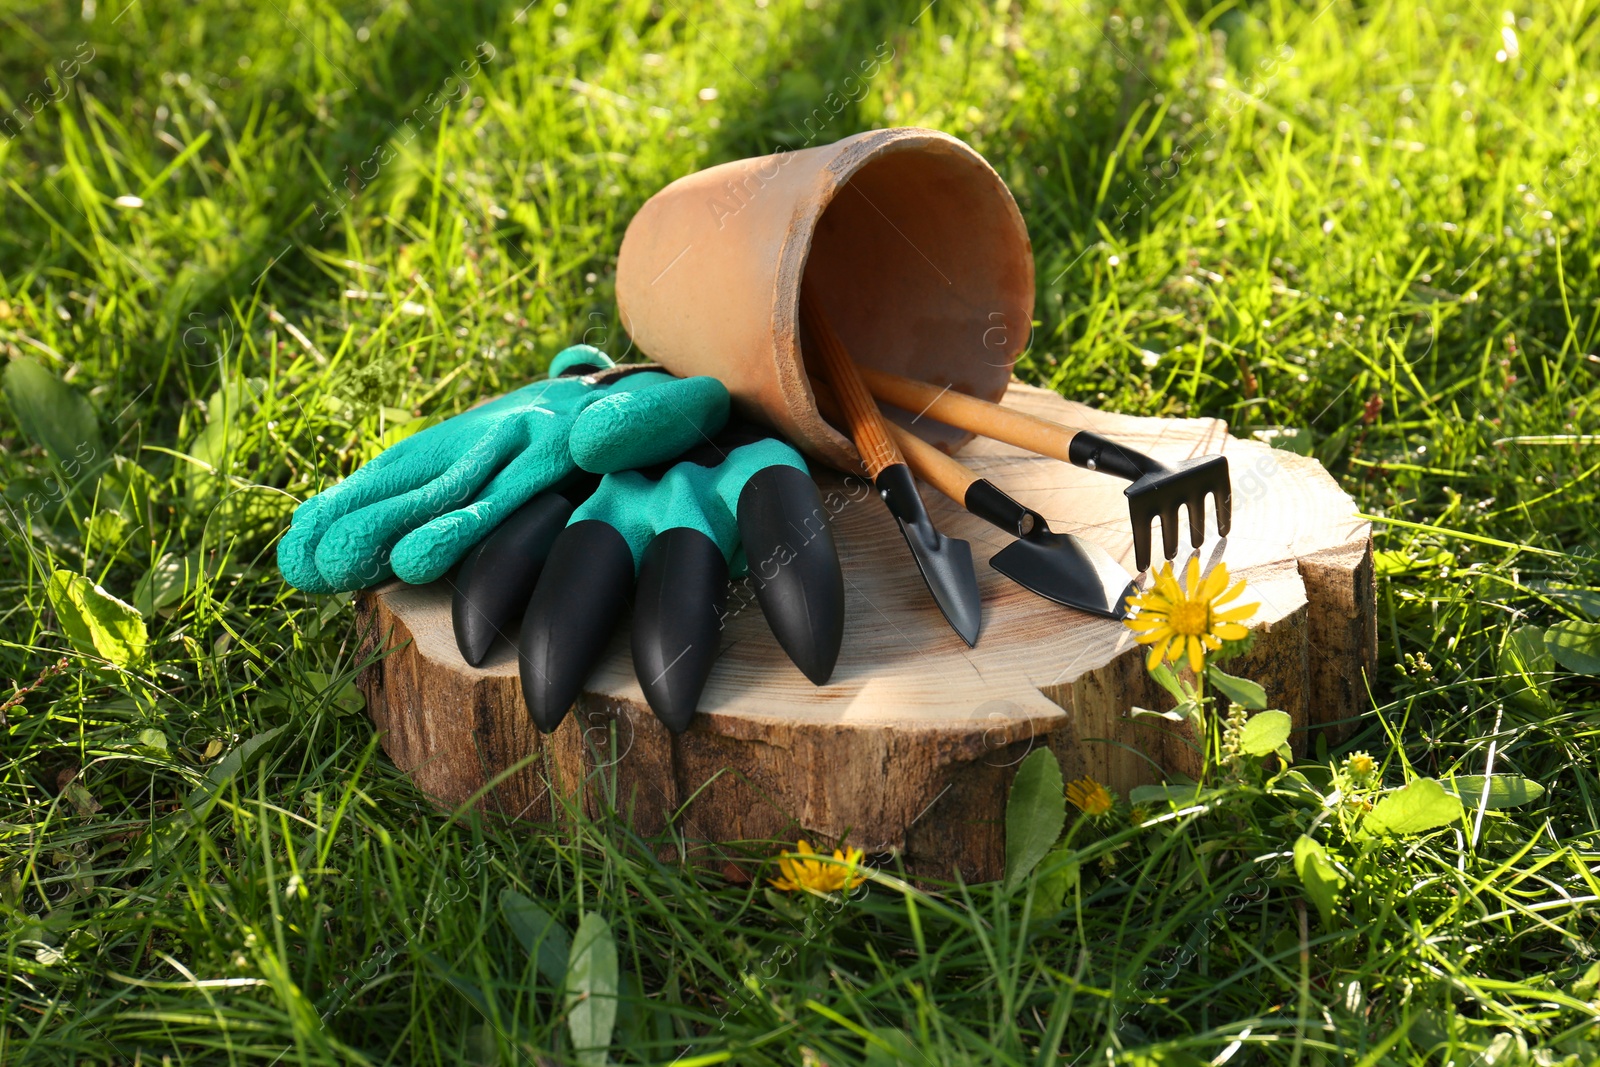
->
[802,290,983,646]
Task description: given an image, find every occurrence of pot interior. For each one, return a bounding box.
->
[799,143,1033,449]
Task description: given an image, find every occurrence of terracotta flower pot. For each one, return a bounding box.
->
[616,127,1034,472]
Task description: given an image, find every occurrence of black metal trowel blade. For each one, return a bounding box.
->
[877,463,982,647]
[966,480,1136,620]
[990,533,1136,619]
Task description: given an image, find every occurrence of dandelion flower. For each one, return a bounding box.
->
[1066,776,1114,816]
[1123,559,1258,673]
[1345,751,1377,783]
[769,839,866,894]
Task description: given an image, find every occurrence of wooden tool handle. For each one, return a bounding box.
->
[801,289,901,478]
[810,375,977,504]
[858,366,1080,463]
[884,420,979,504]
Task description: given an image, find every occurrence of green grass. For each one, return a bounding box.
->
[3,0,1600,1062]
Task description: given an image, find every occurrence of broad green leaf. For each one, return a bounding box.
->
[305,671,364,715]
[85,509,129,556]
[188,379,267,478]
[1503,626,1553,673]
[501,889,571,986]
[1130,705,1189,722]
[863,1028,924,1067]
[1003,748,1065,891]
[211,487,296,548]
[1500,625,1555,712]
[46,570,148,668]
[1374,547,1455,577]
[380,409,432,449]
[1128,782,1220,809]
[1533,582,1600,619]
[1361,779,1463,837]
[1028,844,1080,922]
[1123,1050,1207,1067]
[1239,710,1292,756]
[178,379,286,551]
[3,357,104,474]
[1573,961,1600,1001]
[104,455,158,529]
[1481,1034,1529,1065]
[1148,662,1186,702]
[1293,835,1344,929]
[1409,1010,1453,1051]
[1273,770,1325,804]
[425,952,498,1020]
[1441,775,1546,810]
[1251,425,1314,455]
[612,968,648,1053]
[1372,550,1408,576]
[137,728,169,755]
[566,911,618,1066]
[1211,667,1268,710]
[1546,621,1600,676]
[62,780,101,816]
[133,552,204,617]
[184,727,286,811]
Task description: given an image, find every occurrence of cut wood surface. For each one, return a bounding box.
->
[355,381,1374,882]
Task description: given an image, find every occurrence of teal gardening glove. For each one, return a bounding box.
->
[277,346,729,593]
[452,422,846,733]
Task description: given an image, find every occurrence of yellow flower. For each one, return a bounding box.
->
[769,839,866,894]
[1066,776,1114,816]
[1123,559,1258,673]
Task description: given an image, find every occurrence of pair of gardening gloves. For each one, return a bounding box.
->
[277,346,844,733]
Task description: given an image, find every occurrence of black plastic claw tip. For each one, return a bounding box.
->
[632,528,729,733]
[736,464,845,686]
[518,520,633,733]
[453,494,575,666]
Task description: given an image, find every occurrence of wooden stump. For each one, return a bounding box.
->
[355,382,1374,882]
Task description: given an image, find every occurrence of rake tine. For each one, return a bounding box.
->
[1131,515,1155,575]
[1160,504,1182,562]
[1190,464,1232,545]
[1188,494,1207,549]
